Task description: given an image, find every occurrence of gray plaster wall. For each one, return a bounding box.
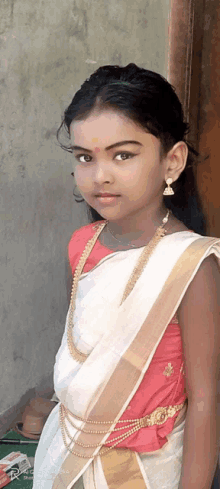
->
[0,0,170,423]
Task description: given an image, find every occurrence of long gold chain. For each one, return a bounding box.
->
[67,210,170,364]
[119,222,168,305]
[67,221,107,363]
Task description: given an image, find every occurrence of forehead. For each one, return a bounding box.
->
[70,109,162,155]
[70,110,145,141]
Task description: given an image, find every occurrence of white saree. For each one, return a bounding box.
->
[32,230,220,489]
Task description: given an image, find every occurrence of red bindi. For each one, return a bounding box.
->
[94,147,100,153]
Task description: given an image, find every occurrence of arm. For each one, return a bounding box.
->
[177,254,220,489]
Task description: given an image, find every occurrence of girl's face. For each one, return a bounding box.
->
[70,110,168,223]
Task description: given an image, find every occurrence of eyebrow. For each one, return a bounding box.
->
[71,140,143,152]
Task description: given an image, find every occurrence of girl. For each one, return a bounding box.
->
[33,63,220,489]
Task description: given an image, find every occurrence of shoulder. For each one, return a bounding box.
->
[177,252,220,324]
[69,222,97,243]
[68,222,96,260]
[69,220,106,243]
[68,223,94,268]
[179,253,220,311]
[68,221,105,273]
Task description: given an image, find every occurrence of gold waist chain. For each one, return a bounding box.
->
[59,401,185,458]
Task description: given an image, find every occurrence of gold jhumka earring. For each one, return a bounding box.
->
[163,177,174,196]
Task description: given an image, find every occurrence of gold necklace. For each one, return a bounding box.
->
[106,210,169,248]
[67,209,170,364]
[107,225,143,249]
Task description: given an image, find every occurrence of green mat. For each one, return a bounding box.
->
[0,429,38,488]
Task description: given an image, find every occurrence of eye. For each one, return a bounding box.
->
[75,154,92,163]
[115,152,134,161]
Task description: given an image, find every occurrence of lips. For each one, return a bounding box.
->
[95,193,120,197]
[95,194,120,204]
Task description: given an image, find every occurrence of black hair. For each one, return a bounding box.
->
[57,63,206,235]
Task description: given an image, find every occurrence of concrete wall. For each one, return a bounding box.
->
[0,0,170,432]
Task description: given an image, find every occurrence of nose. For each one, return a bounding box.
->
[93,162,114,184]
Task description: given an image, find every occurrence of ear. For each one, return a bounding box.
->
[164,141,188,182]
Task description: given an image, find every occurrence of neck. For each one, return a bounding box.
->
[107,203,168,239]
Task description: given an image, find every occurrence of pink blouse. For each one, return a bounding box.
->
[68,222,187,452]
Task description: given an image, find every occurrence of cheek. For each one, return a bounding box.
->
[125,163,163,198]
[74,168,85,185]
[74,172,93,198]
[122,165,150,191]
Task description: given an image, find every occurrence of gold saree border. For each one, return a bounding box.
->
[100,449,148,489]
[52,237,220,489]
